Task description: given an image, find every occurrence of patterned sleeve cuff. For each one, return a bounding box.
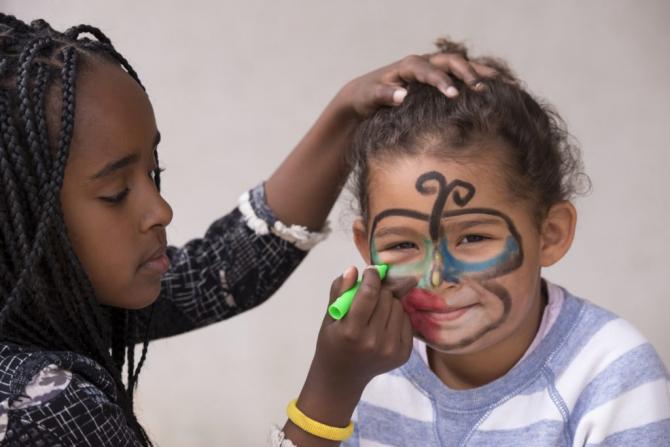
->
[268,425,298,447]
[238,183,330,251]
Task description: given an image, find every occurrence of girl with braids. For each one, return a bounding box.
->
[339,40,670,446]
[0,14,497,447]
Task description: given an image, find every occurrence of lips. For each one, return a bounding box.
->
[403,288,449,312]
[140,242,169,275]
[402,288,476,324]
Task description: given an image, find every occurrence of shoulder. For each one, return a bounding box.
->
[546,291,670,444]
[0,346,140,446]
[549,291,667,381]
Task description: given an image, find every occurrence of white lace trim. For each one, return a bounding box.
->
[239,190,271,235]
[238,190,330,251]
[271,219,330,251]
[269,425,299,447]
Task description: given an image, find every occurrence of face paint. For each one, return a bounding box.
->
[368,171,524,351]
[400,281,513,350]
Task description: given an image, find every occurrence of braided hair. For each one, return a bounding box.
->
[0,14,159,445]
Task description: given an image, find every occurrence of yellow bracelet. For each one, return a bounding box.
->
[286,399,354,441]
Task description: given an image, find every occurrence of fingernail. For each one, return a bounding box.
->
[392,88,407,104]
[364,265,378,271]
[474,81,487,91]
[343,266,356,278]
[446,86,459,97]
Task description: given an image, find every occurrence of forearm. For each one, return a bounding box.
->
[146,189,320,341]
[265,91,358,231]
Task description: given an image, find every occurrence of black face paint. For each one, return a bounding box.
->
[369,171,523,286]
[432,281,512,350]
[368,171,526,350]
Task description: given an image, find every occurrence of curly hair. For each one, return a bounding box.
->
[349,39,590,225]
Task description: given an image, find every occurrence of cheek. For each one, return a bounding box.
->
[483,262,542,334]
[62,207,137,301]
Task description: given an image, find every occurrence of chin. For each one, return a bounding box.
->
[421,330,496,355]
[134,288,161,309]
[118,284,161,310]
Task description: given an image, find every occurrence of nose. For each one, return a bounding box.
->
[428,242,459,288]
[140,189,173,233]
[429,248,444,288]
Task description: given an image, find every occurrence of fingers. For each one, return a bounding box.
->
[345,266,383,326]
[470,61,499,79]
[391,53,497,102]
[385,300,413,363]
[369,287,394,330]
[429,52,482,89]
[400,313,413,352]
[386,298,405,332]
[385,277,418,300]
[354,50,502,117]
[394,55,457,98]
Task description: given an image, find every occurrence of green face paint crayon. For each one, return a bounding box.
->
[328,264,389,320]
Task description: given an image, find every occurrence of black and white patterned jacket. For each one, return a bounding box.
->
[0,184,327,446]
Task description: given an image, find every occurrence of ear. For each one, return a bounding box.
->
[352,218,372,264]
[539,201,577,267]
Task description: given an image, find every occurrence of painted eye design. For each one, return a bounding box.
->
[388,241,418,250]
[459,234,488,245]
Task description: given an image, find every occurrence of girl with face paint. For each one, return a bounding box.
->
[344,39,670,447]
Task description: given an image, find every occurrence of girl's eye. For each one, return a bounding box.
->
[387,241,417,251]
[99,188,130,204]
[459,234,488,245]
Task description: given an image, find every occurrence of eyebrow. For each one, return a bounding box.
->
[374,226,422,239]
[89,131,161,180]
[443,218,503,232]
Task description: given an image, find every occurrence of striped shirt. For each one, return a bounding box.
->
[345,283,670,446]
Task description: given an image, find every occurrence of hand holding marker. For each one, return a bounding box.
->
[328,264,389,320]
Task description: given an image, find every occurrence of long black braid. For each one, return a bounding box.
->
[0,14,161,445]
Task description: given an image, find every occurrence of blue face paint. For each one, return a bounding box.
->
[368,172,524,289]
[367,171,525,352]
[439,235,521,284]
[373,233,522,289]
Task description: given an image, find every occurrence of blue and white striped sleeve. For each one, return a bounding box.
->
[567,318,670,446]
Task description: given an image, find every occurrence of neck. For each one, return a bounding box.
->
[427,279,547,389]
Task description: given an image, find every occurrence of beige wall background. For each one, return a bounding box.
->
[4,1,670,445]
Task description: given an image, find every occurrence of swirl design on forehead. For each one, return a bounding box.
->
[415,171,476,241]
[368,170,524,289]
[369,171,476,241]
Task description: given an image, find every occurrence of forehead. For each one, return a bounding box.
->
[367,153,511,220]
[65,56,156,163]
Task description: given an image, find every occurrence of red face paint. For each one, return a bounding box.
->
[402,288,475,341]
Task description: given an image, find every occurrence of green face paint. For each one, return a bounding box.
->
[368,172,523,289]
[371,211,522,288]
[365,170,526,352]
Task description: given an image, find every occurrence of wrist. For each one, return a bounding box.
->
[296,367,366,427]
